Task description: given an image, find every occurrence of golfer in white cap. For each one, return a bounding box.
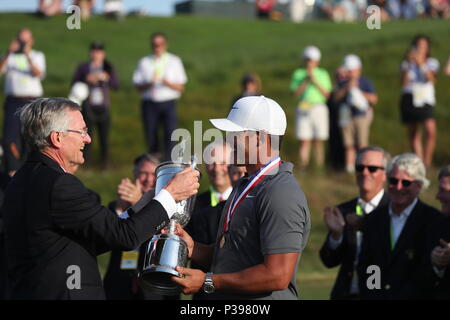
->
[171,96,311,300]
[290,45,332,170]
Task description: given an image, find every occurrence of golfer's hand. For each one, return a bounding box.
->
[171,266,205,295]
[162,223,194,258]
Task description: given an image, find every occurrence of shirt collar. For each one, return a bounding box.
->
[389,198,418,219]
[358,189,385,214]
[211,186,233,200]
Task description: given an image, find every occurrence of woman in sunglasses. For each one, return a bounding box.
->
[358,153,440,299]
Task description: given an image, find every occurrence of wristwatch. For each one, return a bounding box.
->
[203,272,215,294]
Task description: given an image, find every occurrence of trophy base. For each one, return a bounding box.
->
[139,265,182,296]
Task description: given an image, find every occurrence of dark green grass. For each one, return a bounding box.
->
[1,13,449,299]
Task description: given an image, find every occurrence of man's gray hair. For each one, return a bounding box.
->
[355,145,391,168]
[387,153,430,190]
[19,97,81,152]
[133,153,160,176]
[438,165,450,180]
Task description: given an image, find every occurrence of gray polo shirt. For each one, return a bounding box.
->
[210,162,311,300]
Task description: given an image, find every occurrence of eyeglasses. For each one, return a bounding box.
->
[355,165,385,173]
[66,129,89,137]
[388,177,415,188]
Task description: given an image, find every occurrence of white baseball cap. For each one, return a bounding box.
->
[343,54,362,70]
[210,96,287,136]
[68,82,89,106]
[303,45,321,61]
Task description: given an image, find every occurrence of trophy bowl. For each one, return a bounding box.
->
[138,160,197,295]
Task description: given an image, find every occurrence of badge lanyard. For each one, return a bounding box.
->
[222,156,282,234]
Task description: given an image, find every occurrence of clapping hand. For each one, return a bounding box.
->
[117,178,143,206]
[431,239,450,268]
[323,206,345,240]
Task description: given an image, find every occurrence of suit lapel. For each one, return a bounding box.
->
[389,200,422,262]
[378,208,392,263]
[378,193,390,209]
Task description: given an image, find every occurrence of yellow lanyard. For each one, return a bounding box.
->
[152,53,169,81]
[210,187,219,207]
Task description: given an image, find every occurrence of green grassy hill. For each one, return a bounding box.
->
[1,13,449,299]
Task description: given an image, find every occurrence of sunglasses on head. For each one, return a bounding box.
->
[388,177,415,188]
[355,165,385,173]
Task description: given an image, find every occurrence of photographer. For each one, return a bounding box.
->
[290,45,332,170]
[399,35,439,168]
[0,28,46,176]
[71,41,119,168]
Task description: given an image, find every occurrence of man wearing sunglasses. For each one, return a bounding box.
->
[358,153,440,299]
[320,146,390,299]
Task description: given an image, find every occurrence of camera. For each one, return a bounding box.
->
[16,40,26,54]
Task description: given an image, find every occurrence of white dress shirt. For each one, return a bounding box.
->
[2,50,46,97]
[132,52,187,102]
[388,198,417,246]
[119,188,177,219]
[212,186,233,203]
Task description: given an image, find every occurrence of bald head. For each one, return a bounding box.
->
[17,28,34,46]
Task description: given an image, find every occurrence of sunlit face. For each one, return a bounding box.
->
[90,49,105,62]
[227,131,259,166]
[135,160,157,193]
[205,145,231,190]
[356,150,386,196]
[244,81,258,94]
[304,58,319,69]
[151,35,167,56]
[60,109,91,170]
[436,176,450,216]
[228,165,247,187]
[18,29,33,46]
[415,38,429,57]
[388,166,422,209]
[348,68,361,79]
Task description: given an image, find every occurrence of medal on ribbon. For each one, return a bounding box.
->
[219,156,282,249]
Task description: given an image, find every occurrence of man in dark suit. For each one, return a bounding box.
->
[319,146,390,299]
[103,153,159,300]
[0,172,11,299]
[185,142,232,300]
[187,141,232,245]
[358,153,440,300]
[3,97,199,300]
[421,165,450,299]
[190,142,232,214]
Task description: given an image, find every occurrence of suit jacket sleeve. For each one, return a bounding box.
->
[49,174,169,253]
[319,231,346,268]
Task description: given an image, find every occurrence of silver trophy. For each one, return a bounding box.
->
[139,152,198,295]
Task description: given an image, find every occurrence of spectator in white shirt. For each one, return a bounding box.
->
[0,28,46,176]
[133,32,187,161]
